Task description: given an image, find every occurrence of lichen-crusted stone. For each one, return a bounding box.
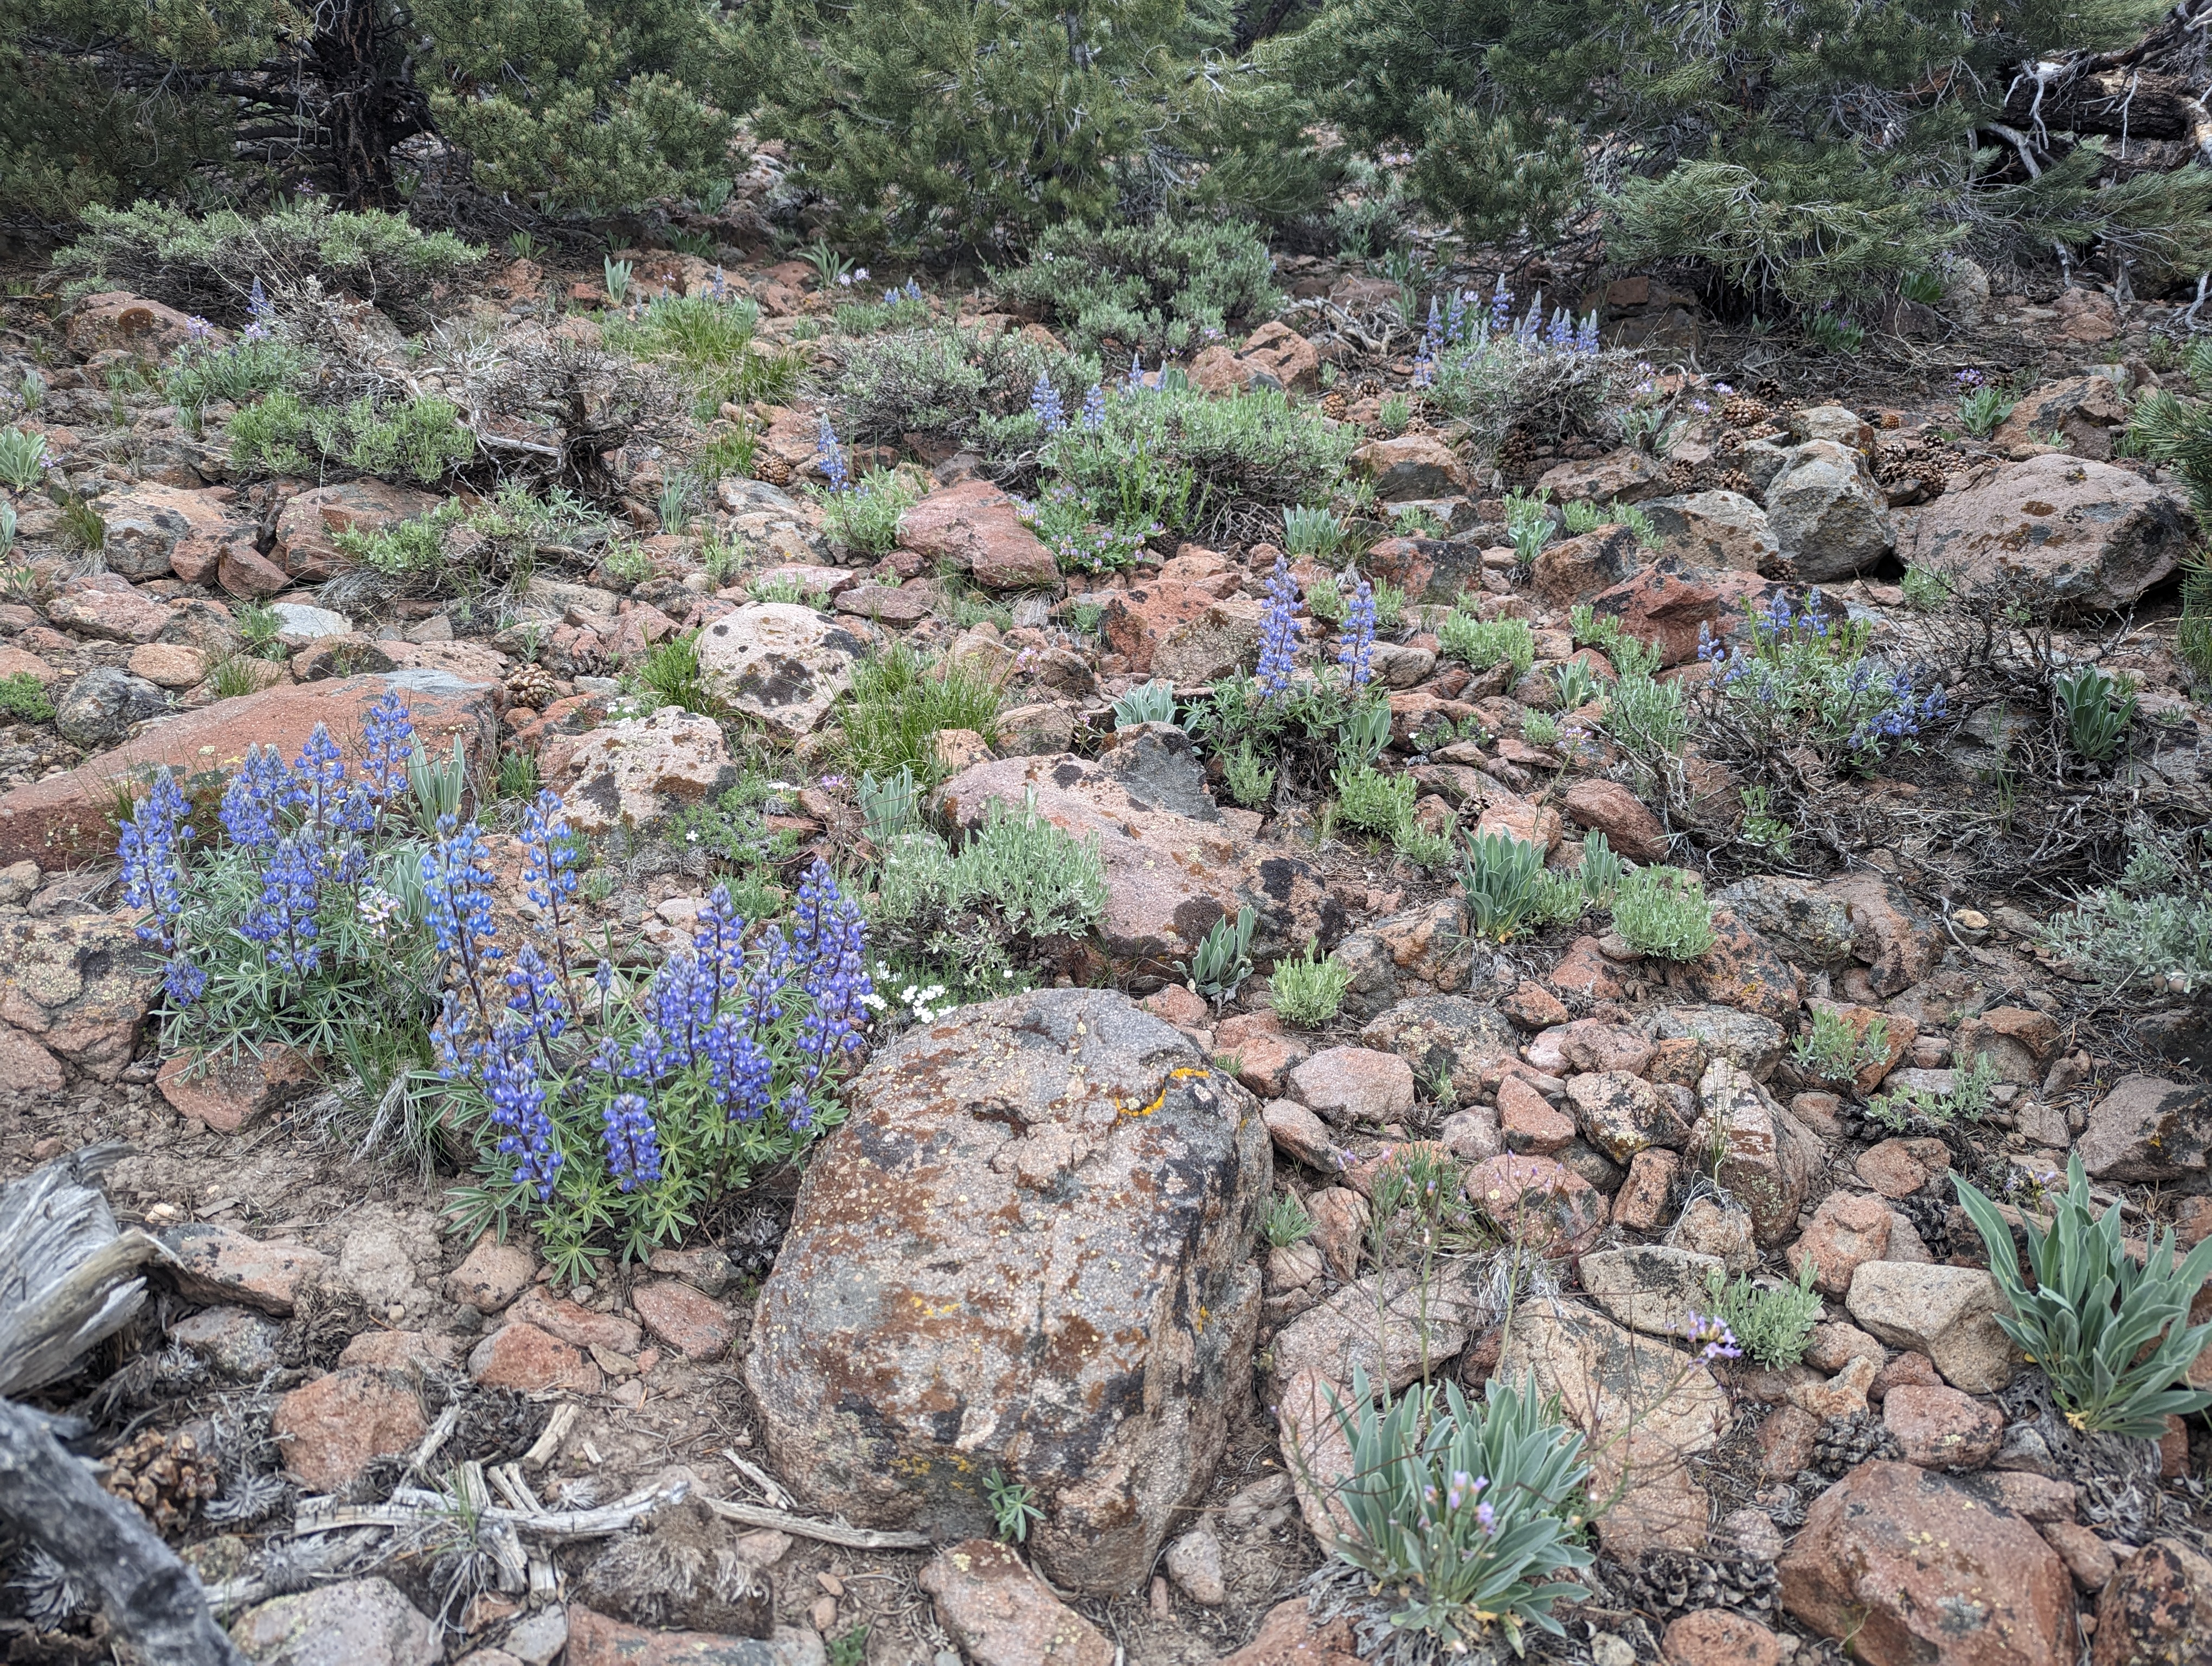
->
[697,602,866,738]
[0,913,164,1082]
[1689,1059,1827,1245]
[744,989,1269,1595]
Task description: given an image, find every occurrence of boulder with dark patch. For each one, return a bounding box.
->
[697,603,867,739]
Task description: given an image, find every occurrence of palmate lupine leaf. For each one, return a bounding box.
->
[1954,1154,2212,1438]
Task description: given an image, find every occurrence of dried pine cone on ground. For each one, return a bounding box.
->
[1813,1411,1901,1475]
[1722,396,1773,427]
[1616,1548,1780,1619]
[753,452,794,487]
[102,1428,219,1533]
[505,662,558,710]
[1319,388,1349,421]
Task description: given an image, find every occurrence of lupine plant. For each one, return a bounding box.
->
[115,694,875,1277]
[1256,555,1305,698]
[1696,590,1946,771]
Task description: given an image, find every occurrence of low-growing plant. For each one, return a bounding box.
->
[840,644,1005,786]
[816,467,922,558]
[1223,742,1276,808]
[1702,1261,1822,1367]
[1604,669,1688,764]
[1270,941,1354,1027]
[1112,679,1179,728]
[1283,504,1351,561]
[227,390,476,485]
[0,673,54,724]
[1553,658,1603,712]
[1370,578,1406,631]
[2055,664,2136,763]
[1610,866,1716,960]
[1955,1154,2212,1438]
[603,257,633,305]
[1793,1007,1889,1085]
[1866,1049,2000,1131]
[1956,377,2016,439]
[1805,310,1867,354]
[1263,1190,1315,1247]
[1522,711,1561,746]
[1337,697,1393,768]
[1697,591,1944,771]
[603,290,800,418]
[984,1470,1041,1544]
[1901,562,1956,611]
[1437,611,1535,679]
[1186,906,1257,1002]
[165,331,306,408]
[1459,831,1577,941]
[1501,489,1555,569]
[857,767,920,844]
[1375,392,1412,437]
[1334,760,1416,839]
[630,630,717,718]
[0,427,54,492]
[1321,1369,1595,1655]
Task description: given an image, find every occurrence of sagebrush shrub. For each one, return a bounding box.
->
[227,390,475,485]
[1269,943,1353,1027]
[1703,1263,1821,1367]
[1436,612,1534,679]
[837,325,1095,445]
[1610,866,1715,960]
[995,217,1282,355]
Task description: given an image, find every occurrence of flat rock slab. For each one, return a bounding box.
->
[745,989,1269,1594]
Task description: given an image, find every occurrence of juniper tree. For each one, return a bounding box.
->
[1269,0,2212,304]
[2,0,745,219]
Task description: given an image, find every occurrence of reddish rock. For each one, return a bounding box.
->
[1219,1011,1309,1098]
[1463,1154,1606,1255]
[1140,984,1208,1029]
[1561,778,1669,861]
[1566,1069,1686,1163]
[271,1367,429,1490]
[1856,1136,1951,1199]
[1188,322,1323,396]
[1679,909,1802,1021]
[1529,1019,1654,1078]
[128,643,210,689]
[1788,1191,1893,1296]
[1823,872,1940,997]
[1531,526,1645,607]
[274,481,442,581]
[1287,1046,1414,1124]
[467,1321,604,1395]
[1756,1403,1822,1478]
[1590,566,1768,668]
[1613,1148,1681,1232]
[2077,1075,2210,1183]
[47,574,172,643]
[1978,1471,2079,1523]
[156,1045,317,1135]
[2042,1522,2117,1592]
[1663,1610,1786,1666]
[1871,1349,1944,1403]
[0,1027,66,1093]
[218,541,292,597]
[632,1279,735,1360]
[336,1330,461,1372]
[1497,1073,1576,1155]
[1504,980,1571,1028]
[163,1223,332,1316]
[2091,1536,2212,1666]
[564,1607,819,1665]
[899,480,1062,593]
[67,291,210,355]
[1549,935,1626,1001]
[1904,453,2188,610]
[1096,580,1226,675]
[0,672,498,867]
[918,1540,1114,1666]
[1780,1460,2074,1666]
[1690,1060,1826,1247]
[1883,1383,2003,1469]
[1805,998,1917,1095]
[1261,1100,1342,1173]
[509,1286,641,1355]
[1305,1187,1369,1281]
[1474,796,1562,852]
[1351,434,1469,500]
[100,484,243,582]
[1216,1597,1360,1666]
[445,1235,534,1315]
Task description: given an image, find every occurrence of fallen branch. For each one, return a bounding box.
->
[0,1144,170,1397]
[291,1474,687,1543]
[702,1496,935,1550]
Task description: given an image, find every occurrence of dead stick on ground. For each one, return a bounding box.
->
[703,1496,934,1550]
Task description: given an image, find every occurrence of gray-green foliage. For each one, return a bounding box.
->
[1263,1190,1315,1247]
[1956,1154,2212,1439]
[1703,1262,1822,1368]
[837,324,1095,445]
[52,201,481,328]
[1458,832,1572,940]
[1604,671,1689,762]
[1322,1369,1595,1655]
[995,217,1281,356]
[1112,680,1179,728]
[1045,381,1356,515]
[1187,905,1257,1001]
[227,390,475,485]
[1333,760,1415,837]
[1792,1008,1889,1086]
[1609,866,1716,960]
[818,469,923,557]
[2055,665,2136,762]
[1269,941,1353,1027]
[1866,1050,1999,1132]
[1436,612,1534,679]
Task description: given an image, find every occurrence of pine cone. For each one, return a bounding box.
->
[1722,396,1773,428]
[1619,1548,1780,1619]
[754,452,794,487]
[1814,1411,1901,1476]
[505,662,558,710]
[1320,388,1349,421]
[1496,428,1540,482]
[1705,467,1756,496]
[103,1428,219,1532]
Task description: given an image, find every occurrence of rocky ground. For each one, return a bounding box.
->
[1,220,2211,1666]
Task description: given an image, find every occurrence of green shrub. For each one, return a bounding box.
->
[603,292,800,420]
[1223,742,1276,808]
[0,673,54,723]
[1610,866,1715,960]
[1956,1154,2212,1439]
[837,324,1095,446]
[1436,612,1534,678]
[165,335,306,408]
[1333,760,1414,838]
[1865,1050,1998,1133]
[1901,562,1956,611]
[1263,1190,1315,1247]
[840,643,1005,785]
[1792,1008,1888,1086]
[1432,330,1617,461]
[995,217,1281,356]
[0,428,52,493]
[631,630,717,718]
[226,390,475,485]
[1042,381,1355,518]
[1269,941,1353,1027]
[53,201,481,328]
[1321,1369,1595,1655]
[2041,854,2212,995]
[1604,671,1687,762]
[1702,1262,1822,1368]
[818,469,924,558]
[1282,505,1351,561]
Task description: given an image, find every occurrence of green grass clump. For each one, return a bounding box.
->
[1437,611,1535,680]
[1610,866,1716,960]
[841,643,1005,785]
[819,469,924,558]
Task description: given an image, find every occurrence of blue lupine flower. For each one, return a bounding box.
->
[789,860,871,1086]
[1256,556,1303,699]
[220,745,291,852]
[601,1093,663,1190]
[1444,289,1468,345]
[164,960,209,1007]
[504,943,568,1049]
[519,789,580,925]
[1081,383,1106,432]
[118,773,194,951]
[1338,576,1376,687]
[484,1040,561,1199]
[1126,354,1147,393]
[243,833,323,978]
[360,689,415,809]
[1489,280,1514,335]
[815,414,850,494]
[1030,374,1065,435]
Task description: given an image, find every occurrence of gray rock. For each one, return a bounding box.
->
[1099,722,1216,821]
[1358,994,1520,1099]
[1732,439,1796,499]
[1765,440,1894,581]
[2077,1074,2210,1181]
[1845,1261,2018,1393]
[745,989,1268,1595]
[230,1577,440,1666]
[1580,1245,1725,1338]
[1638,1005,1788,1080]
[1637,490,1780,573]
[269,603,353,641]
[54,667,168,746]
[1164,1527,1226,1605]
[1691,1059,1827,1246]
[697,602,866,739]
[1712,876,1860,972]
